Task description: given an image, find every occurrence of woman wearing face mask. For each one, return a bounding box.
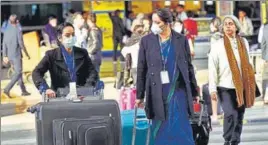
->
[32,22,99,98]
[42,15,58,48]
[135,8,199,145]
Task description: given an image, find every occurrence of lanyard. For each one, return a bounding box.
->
[159,35,172,71]
[61,47,76,82]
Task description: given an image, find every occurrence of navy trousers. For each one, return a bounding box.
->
[217,87,245,144]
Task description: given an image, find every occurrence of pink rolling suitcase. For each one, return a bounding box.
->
[119,87,136,110]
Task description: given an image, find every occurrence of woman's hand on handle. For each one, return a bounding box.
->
[46,89,56,98]
[135,99,144,108]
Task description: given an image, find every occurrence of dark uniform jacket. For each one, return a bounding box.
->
[32,47,99,91]
[136,30,199,120]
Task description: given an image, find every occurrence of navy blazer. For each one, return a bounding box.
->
[136,30,199,121]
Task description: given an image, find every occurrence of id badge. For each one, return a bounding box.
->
[69,82,77,95]
[160,71,170,84]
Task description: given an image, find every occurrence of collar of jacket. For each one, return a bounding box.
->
[149,30,185,71]
[55,46,84,61]
[150,30,183,39]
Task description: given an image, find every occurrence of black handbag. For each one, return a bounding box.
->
[255,84,261,98]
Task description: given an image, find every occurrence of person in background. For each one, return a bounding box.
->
[135,13,145,22]
[238,9,253,36]
[1,14,9,34]
[1,15,22,34]
[82,11,89,29]
[258,16,268,44]
[260,17,268,104]
[208,16,223,122]
[142,18,151,35]
[109,10,126,75]
[73,13,88,49]
[32,23,98,97]
[2,14,31,98]
[121,20,144,85]
[210,17,223,47]
[136,8,199,145]
[42,15,58,48]
[125,11,135,37]
[176,4,188,21]
[183,11,198,57]
[170,8,178,21]
[173,19,184,34]
[86,13,103,73]
[209,15,257,145]
[131,13,145,33]
[65,9,75,24]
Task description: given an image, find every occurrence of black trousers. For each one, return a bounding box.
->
[217,87,245,144]
[113,35,124,62]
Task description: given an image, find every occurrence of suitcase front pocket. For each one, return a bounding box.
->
[85,126,110,145]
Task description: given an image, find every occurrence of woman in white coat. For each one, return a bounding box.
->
[209,15,257,145]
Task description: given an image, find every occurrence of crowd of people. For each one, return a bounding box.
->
[1,4,268,145]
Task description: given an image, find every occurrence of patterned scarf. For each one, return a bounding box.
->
[224,35,256,108]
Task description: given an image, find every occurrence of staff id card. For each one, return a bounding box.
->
[160,71,170,84]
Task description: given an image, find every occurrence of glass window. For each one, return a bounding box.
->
[1,3,64,27]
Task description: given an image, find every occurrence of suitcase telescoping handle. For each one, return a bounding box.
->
[41,92,83,103]
[132,107,151,145]
[40,80,105,102]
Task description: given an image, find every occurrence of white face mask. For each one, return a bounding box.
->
[173,25,183,33]
[62,36,76,48]
[151,23,163,35]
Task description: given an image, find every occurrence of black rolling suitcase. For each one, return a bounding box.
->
[53,116,116,145]
[190,100,211,145]
[28,95,121,145]
[202,83,222,115]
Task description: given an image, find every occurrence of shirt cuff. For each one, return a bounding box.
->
[39,83,49,93]
[209,88,217,95]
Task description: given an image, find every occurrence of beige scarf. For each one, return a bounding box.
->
[223,35,256,108]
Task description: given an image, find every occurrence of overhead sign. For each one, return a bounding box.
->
[91,1,124,11]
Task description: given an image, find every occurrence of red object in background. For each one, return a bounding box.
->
[183,18,198,40]
[193,102,201,112]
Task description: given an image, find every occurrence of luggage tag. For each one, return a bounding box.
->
[68,82,78,100]
[160,71,170,84]
[69,82,77,94]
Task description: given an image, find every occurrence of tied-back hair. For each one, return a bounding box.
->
[155,8,173,24]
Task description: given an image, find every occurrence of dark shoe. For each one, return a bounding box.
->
[224,142,230,145]
[231,142,238,145]
[3,90,12,98]
[21,91,31,96]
